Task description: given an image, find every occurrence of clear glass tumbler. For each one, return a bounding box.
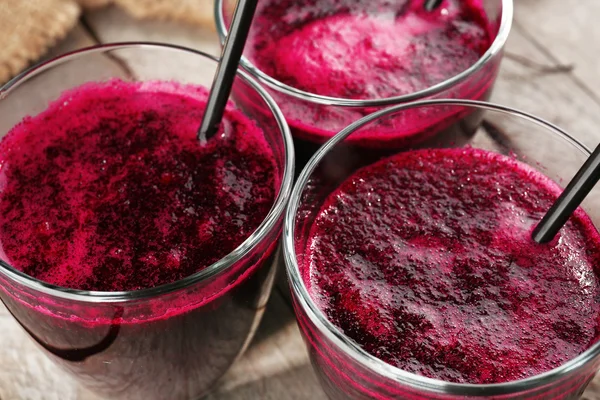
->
[0,43,294,400]
[216,0,513,168]
[283,100,600,399]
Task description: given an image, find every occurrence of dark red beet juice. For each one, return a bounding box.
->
[241,0,500,166]
[0,80,279,398]
[304,148,600,384]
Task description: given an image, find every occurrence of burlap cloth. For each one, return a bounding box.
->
[0,0,215,84]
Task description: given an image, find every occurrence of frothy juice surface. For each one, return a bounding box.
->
[0,80,277,292]
[246,0,494,142]
[305,148,600,384]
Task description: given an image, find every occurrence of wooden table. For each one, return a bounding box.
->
[1,1,600,398]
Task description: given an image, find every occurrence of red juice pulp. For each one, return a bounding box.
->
[304,148,600,384]
[0,80,279,399]
[241,0,499,163]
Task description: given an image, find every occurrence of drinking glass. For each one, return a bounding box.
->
[216,0,513,168]
[284,100,600,399]
[0,43,294,400]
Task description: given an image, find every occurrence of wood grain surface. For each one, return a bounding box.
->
[1,2,600,399]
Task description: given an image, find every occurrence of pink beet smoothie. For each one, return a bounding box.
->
[0,79,277,291]
[305,147,600,384]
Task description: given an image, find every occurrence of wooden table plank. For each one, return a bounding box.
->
[513,0,600,102]
[491,24,600,149]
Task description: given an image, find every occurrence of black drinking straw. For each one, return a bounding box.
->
[532,144,600,243]
[424,0,443,11]
[198,0,258,142]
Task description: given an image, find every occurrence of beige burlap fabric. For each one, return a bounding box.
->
[0,0,216,84]
[0,0,80,84]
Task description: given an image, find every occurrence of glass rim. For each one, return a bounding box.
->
[215,0,514,107]
[283,99,599,396]
[0,42,295,303]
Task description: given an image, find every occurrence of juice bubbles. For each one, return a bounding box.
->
[305,148,600,384]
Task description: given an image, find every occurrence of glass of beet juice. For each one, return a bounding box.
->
[0,43,294,400]
[216,0,513,169]
[283,100,600,399]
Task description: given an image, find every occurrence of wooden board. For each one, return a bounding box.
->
[491,23,600,149]
[512,0,600,102]
[2,3,600,399]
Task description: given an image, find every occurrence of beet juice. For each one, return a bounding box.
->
[303,147,600,385]
[229,0,506,167]
[0,79,281,399]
